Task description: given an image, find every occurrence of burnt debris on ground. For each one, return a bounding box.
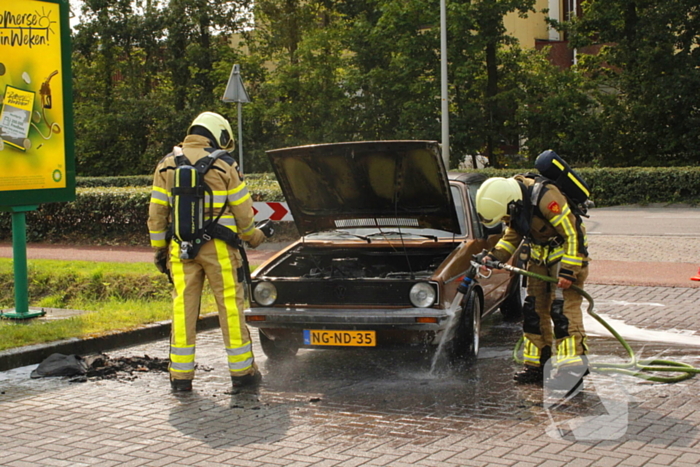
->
[30,352,169,382]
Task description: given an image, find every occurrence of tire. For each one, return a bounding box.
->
[259,330,299,360]
[450,291,481,362]
[500,283,523,322]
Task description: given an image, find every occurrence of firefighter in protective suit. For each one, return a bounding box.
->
[148,112,269,392]
[476,175,590,392]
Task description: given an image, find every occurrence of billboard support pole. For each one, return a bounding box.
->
[1,206,45,320]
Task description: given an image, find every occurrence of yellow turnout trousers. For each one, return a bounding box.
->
[168,238,255,380]
[521,262,589,369]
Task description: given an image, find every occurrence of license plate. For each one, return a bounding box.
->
[303,329,376,347]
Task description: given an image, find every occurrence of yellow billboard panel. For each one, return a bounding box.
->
[0,0,67,191]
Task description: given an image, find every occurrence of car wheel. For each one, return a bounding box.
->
[258,330,299,360]
[500,283,523,322]
[450,291,481,362]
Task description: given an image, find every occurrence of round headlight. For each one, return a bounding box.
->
[409,283,436,308]
[253,282,277,306]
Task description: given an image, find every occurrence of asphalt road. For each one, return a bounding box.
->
[585,205,700,236]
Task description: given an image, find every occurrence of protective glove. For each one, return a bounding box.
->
[558,268,576,289]
[154,248,169,274]
[257,219,276,238]
[246,229,266,249]
[478,253,497,276]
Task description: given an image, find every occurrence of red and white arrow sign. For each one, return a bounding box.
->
[253,202,293,221]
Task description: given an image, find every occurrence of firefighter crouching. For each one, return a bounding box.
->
[148,111,273,392]
[475,172,590,394]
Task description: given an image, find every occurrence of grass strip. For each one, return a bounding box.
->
[0,259,221,351]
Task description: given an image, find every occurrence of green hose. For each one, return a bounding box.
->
[500,262,700,383]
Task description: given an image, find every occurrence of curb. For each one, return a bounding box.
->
[0,313,221,372]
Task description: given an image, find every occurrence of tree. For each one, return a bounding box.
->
[447,0,535,168]
[503,48,603,165]
[71,0,253,175]
[72,0,169,175]
[567,0,700,166]
[339,0,442,142]
[238,0,377,172]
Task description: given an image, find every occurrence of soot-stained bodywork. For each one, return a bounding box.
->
[246,141,521,359]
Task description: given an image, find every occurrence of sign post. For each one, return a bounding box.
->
[221,64,251,173]
[1,206,39,318]
[0,0,76,319]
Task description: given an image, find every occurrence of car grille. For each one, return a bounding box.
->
[271,280,416,307]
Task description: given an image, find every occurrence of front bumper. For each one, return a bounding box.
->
[244,306,450,331]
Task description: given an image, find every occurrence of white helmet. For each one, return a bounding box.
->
[475,177,523,228]
[188,112,234,149]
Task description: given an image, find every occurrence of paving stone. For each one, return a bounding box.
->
[2,277,700,467]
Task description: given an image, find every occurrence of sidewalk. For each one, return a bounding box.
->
[0,241,287,266]
[1,286,699,466]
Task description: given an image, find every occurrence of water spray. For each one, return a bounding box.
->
[430,251,488,374]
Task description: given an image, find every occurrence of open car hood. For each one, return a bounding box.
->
[266,141,460,237]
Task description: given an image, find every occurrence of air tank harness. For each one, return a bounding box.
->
[482,258,700,383]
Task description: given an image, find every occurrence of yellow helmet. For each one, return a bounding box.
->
[188,112,234,149]
[475,177,523,228]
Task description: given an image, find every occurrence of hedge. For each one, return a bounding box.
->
[473,167,700,207]
[0,176,286,245]
[1,167,698,245]
[76,172,280,191]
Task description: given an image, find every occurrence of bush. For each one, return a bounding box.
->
[0,175,286,245]
[0,187,151,245]
[77,176,153,188]
[580,167,700,206]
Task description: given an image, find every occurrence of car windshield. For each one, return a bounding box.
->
[306,185,467,240]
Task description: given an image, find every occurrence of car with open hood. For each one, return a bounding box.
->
[245,141,522,361]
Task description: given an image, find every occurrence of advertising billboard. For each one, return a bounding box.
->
[0,0,75,206]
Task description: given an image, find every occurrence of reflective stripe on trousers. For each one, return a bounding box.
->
[169,345,195,373]
[168,238,255,379]
[555,335,586,368]
[523,337,541,366]
[522,261,588,368]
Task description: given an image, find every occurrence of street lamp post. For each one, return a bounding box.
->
[440,0,450,169]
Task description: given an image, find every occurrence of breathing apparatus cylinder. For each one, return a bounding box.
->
[535,150,590,206]
[172,165,204,244]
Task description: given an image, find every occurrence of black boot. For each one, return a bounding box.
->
[514,365,544,385]
[170,378,193,392]
[231,371,262,388]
